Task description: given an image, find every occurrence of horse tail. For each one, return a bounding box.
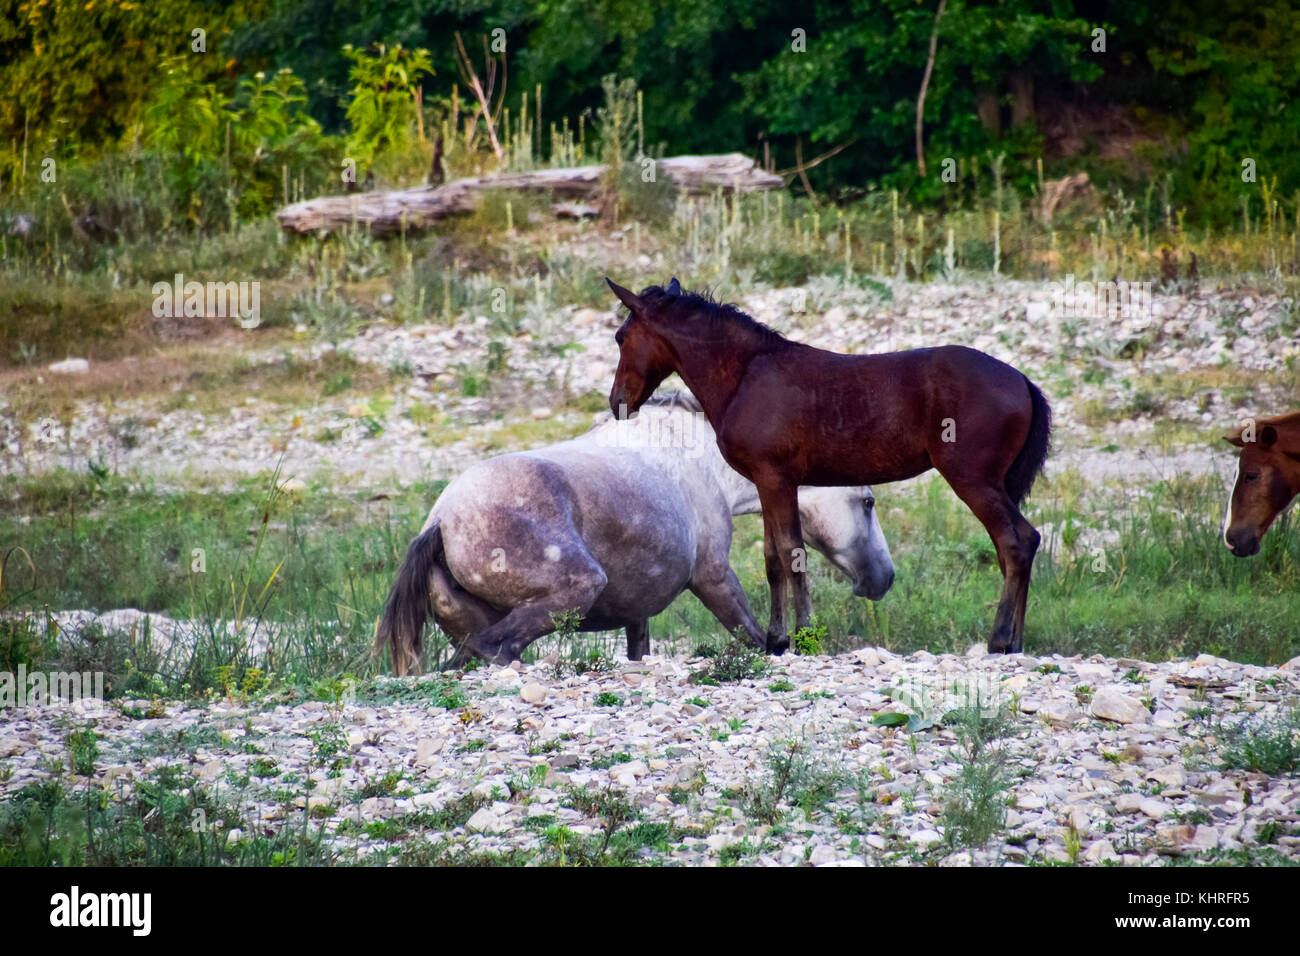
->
[1005,376,1052,506]
[375,520,443,676]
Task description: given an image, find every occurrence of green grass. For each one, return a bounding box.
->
[2,462,1298,704]
[0,766,333,866]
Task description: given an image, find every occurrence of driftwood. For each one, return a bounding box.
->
[275,153,783,236]
[1038,171,1098,223]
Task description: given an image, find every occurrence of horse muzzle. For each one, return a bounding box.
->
[853,568,895,600]
[1224,531,1260,558]
[608,393,640,420]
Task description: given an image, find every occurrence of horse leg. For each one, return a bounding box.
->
[430,559,504,671]
[626,619,651,661]
[1007,512,1039,648]
[463,558,608,664]
[441,643,477,672]
[757,481,805,654]
[687,564,767,652]
[945,481,1039,653]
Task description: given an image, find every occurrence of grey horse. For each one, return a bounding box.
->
[376,392,894,673]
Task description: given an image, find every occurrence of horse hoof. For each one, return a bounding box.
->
[766,635,789,656]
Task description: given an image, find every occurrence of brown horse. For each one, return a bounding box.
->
[606,279,1051,654]
[1223,412,1300,556]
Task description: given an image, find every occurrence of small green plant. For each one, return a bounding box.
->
[1064,823,1083,865]
[768,680,794,693]
[310,724,349,777]
[791,618,827,656]
[1218,708,1300,775]
[689,630,769,685]
[1074,685,1093,706]
[940,694,1014,850]
[359,770,405,799]
[738,737,847,826]
[588,751,632,770]
[65,728,99,776]
[594,692,622,707]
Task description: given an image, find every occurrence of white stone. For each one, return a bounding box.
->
[910,828,943,847]
[466,807,507,834]
[49,358,90,374]
[1144,765,1186,789]
[1090,686,1150,724]
[1085,839,1117,863]
[1139,799,1170,820]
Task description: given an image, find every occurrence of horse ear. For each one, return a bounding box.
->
[666,277,681,296]
[1223,434,1245,447]
[1260,425,1279,448]
[606,278,644,313]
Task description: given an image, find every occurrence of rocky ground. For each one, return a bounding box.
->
[4,277,1294,491]
[4,273,1297,866]
[3,642,1297,866]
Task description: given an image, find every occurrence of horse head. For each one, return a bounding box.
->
[797,486,896,600]
[1223,418,1300,556]
[606,278,683,419]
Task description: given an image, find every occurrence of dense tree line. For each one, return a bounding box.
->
[3,0,1297,226]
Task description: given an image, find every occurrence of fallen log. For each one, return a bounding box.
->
[275,153,783,236]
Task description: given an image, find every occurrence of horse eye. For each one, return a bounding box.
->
[1244,472,1260,482]
[862,498,874,511]
[615,330,624,346]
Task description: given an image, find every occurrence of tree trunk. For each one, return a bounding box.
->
[275,153,782,236]
[976,88,1000,137]
[1010,68,1035,128]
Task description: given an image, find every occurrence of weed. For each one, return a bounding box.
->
[65,728,99,776]
[738,737,848,826]
[689,630,769,685]
[1218,709,1300,775]
[940,695,1014,850]
[791,618,827,656]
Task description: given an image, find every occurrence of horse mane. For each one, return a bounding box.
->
[641,388,704,413]
[639,284,788,348]
[587,388,704,428]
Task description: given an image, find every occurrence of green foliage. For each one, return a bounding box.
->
[65,729,99,777]
[341,43,435,167]
[141,60,339,227]
[1218,709,1300,775]
[940,695,1014,849]
[0,0,255,154]
[0,766,333,866]
[2,0,1298,233]
[689,630,769,685]
[739,737,850,826]
[792,618,827,656]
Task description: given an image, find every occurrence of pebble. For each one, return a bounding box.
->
[4,615,1297,869]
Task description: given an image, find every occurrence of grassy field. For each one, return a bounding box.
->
[3,458,1296,705]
